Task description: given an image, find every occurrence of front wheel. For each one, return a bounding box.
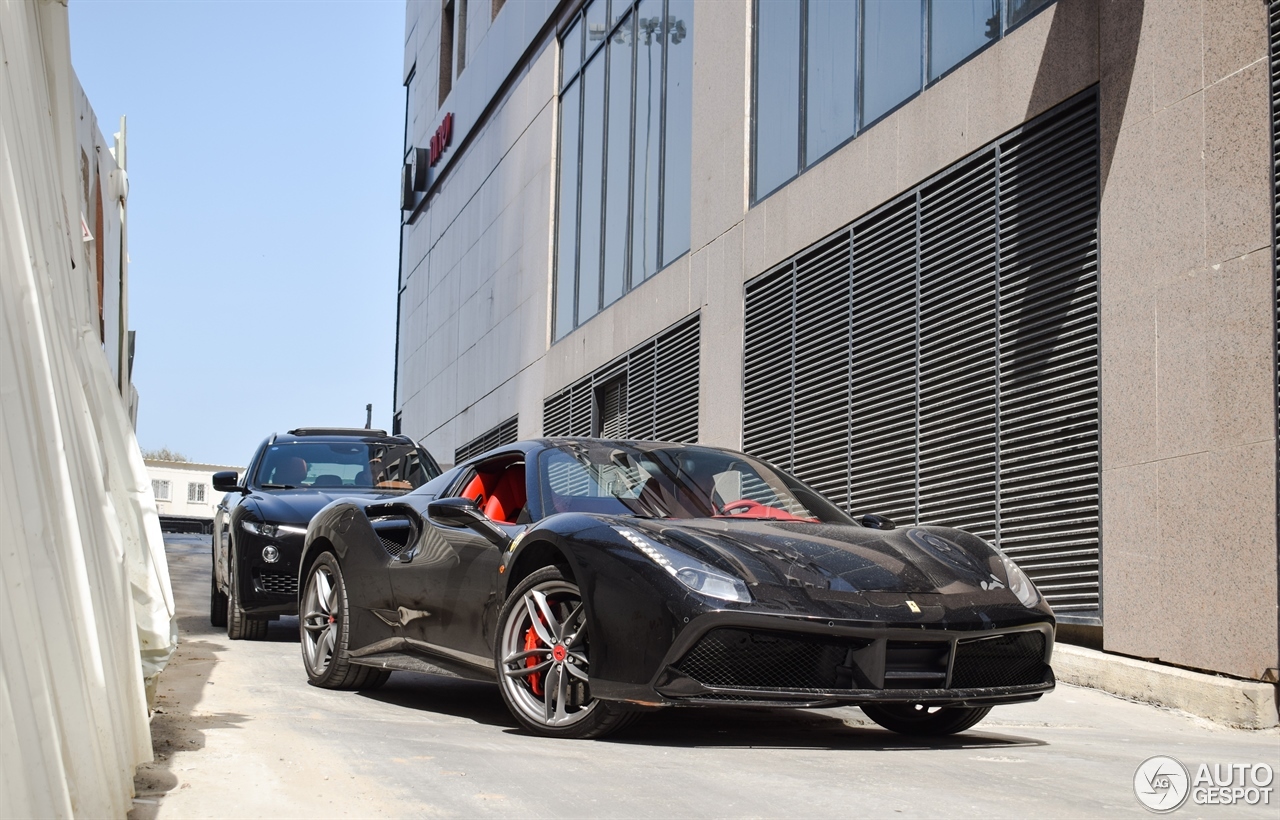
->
[860,703,992,735]
[226,544,267,640]
[300,552,389,690]
[209,555,227,628]
[494,566,637,739]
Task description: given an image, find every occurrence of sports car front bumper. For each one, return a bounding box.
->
[593,612,1055,708]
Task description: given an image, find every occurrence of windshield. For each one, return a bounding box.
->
[254,440,439,491]
[537,441,854,524]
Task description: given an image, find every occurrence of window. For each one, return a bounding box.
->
[187,482,206,503]
[752,0,1052,201]
[553,0,695,339]
[457,0,468,76]
[440,0,455,106]
[151,480,170,501]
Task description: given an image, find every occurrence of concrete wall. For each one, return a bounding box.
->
[398,0,1279,680]
[1097,0,1277,680]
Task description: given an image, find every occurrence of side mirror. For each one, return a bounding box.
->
[860,513,896,530]
[212,470,247,494]
[428,496,511,548]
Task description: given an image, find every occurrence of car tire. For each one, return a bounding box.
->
[860,703,992,735]
[494,565,638,739]
[300,552,390,690]
[226,543,268,640]
[210,548,228,628]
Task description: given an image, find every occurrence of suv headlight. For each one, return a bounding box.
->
[241,521,307,539]
[613,527,750,603]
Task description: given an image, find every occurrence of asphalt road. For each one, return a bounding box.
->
[131,533,1279,819]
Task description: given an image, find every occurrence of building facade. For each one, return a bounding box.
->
[396,0,1279,683]
[144,459,243,526]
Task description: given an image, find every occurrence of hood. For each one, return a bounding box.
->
[622,517,1007,598]
[251,487,404,526]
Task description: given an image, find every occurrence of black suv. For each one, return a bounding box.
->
[211,428,440,639]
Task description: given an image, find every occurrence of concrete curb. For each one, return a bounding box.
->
[1053,643,1279,730]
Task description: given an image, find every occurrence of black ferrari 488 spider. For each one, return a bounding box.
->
[297,438,1055,739]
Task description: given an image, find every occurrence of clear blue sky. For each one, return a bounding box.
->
[70,0,407,467]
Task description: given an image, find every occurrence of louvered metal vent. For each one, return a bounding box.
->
[455,415,519,464]
[1271,1,1279,487]
[744,88,1101,619]
[544,314,700,442]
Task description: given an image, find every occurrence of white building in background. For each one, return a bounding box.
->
[145,459,243,525]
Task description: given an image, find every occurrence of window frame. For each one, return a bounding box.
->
[751,0,1053,205]
[152,479,171,502]
[553,0,692,340]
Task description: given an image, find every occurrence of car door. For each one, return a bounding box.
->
[388,454,529,667]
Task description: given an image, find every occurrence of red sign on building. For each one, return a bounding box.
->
[429,113,453,167]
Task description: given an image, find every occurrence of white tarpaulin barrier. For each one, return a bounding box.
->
[0,1,176,816]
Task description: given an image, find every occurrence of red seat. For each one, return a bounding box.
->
[460,465,526,524]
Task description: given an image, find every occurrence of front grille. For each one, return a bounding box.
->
[256,569,298,597]
[951,631,1046,688]
[673,627,1048,693]
[674,628,867,689]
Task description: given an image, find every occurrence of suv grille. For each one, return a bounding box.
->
[256,568,298,597]
[950,631,1046,688]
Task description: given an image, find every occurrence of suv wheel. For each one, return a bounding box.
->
[227,543,268,640]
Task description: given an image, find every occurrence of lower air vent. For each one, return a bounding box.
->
[256,569,298,597]
[950,631,1046,688]
[674,628,868,690]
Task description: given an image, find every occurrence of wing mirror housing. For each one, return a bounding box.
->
[428,497,511,548]
[860,513,896,530]
[212,470,248,494]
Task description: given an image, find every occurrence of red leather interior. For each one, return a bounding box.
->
[460,464,526,524]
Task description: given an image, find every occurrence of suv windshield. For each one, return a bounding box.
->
[538,441,853,524]
[254,440,438,490]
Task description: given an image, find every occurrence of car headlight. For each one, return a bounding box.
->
[241,520,307,539]
[999,552,1041,608]
[613,527,750,603]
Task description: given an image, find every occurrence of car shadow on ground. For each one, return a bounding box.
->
[360,672,1047,752]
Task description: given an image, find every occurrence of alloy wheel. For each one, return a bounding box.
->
[302,564,338,676]
[498,579,597,729]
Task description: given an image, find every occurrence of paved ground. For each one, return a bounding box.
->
[132,533,1279,819]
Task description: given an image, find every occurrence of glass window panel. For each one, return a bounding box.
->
[753,0,801,199]
[578,56,606,324]
[1006,0,1052,29]
[603,14,634,306]
[805,0,859,163]
[632,0,663,282]
[661,0,693,266]
[930,0,999,81]
[862,0,923,126]
[563,18,583,85]
[554,79,581,339]
[585,0,610,59]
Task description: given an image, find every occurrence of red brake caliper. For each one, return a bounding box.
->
[524,624,545,696]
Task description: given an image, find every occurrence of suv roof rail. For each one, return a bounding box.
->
[287,427,389,437]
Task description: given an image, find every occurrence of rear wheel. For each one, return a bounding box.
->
[300,552,390,690]
[494,566,637,739]
[860,703,992,735]
[226,544,268,640]
[209,550,227,628]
